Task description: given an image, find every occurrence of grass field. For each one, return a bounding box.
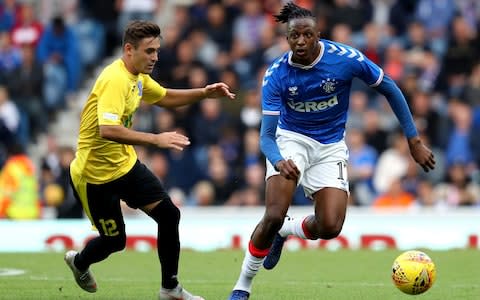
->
[0,249,478,299]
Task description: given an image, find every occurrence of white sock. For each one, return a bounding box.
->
[233,249,264,293]
[278,215,312,239]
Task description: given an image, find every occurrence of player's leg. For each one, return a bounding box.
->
[65,174,127,293]
[264,141,349,269]
[305,187,348,239]
[229,175,296,299]
[122,161,203,300]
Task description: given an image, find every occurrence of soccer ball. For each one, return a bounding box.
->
[391,250,436,295]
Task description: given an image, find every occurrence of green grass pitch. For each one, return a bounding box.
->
[0,249,478,299]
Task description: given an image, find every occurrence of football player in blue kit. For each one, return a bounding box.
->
[228,2,436,299]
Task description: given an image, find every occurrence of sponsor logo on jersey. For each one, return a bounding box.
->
[287,95,338,112]
[288,86,298,96]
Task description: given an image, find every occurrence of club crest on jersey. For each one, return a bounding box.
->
[321,78,337,93]
[288,86,298,96]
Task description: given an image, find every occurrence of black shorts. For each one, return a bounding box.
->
[70,160,169,236]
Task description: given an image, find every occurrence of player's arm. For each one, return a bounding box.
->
[155,83,235,108]
[373,75,435,172]
[260,114,299,180]
[99,125,190,151]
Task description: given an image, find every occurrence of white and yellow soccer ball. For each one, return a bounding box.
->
[391,250,436,295]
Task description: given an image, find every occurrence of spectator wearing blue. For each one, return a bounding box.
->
[0,0,21,32]
[36,16,81,112]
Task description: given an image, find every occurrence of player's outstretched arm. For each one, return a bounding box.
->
[157,83,235,108]
[99,125,190,151]
[373,75,435,172]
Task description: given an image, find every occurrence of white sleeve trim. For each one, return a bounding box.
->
[263,110,280,116]
[369,68,384,87]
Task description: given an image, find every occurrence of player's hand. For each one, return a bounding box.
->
[408,137,435,172]
[153,131,190,151]
[203,82,236,100]
[275,159,300,181]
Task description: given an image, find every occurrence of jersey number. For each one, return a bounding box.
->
[98,219,119,236]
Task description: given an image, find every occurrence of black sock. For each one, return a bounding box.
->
[75,234,126,271]
[149,200,180,289]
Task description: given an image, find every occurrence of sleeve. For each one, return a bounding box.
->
[351,49,384,87]
[260,63,283,166]
[97,74,128,126]
[261,62,282,115]
[374,75,418,138]
[260,114,283,167]
[141,74,167,104]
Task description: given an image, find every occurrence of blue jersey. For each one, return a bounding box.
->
[262,39,384,144]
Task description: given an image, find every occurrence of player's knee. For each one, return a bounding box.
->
[148,197,180,226]
[312,217,343,240]
[262,211,285,232]
[318,223,343,240]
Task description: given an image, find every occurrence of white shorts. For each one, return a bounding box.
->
[265,128,350,198]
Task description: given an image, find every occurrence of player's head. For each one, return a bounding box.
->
[122,20,162,74]
[274,2,320,65]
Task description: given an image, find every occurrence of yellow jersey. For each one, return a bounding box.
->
[70,59,166,184]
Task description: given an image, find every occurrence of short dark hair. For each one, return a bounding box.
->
[273,2,315,24]
[122,20,161,48]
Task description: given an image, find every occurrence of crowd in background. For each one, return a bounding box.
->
[0,0,479,219]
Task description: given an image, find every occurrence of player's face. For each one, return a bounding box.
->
[128,36,160,74]
[287,18,320,65]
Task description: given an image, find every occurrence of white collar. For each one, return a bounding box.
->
[288,41,324,69]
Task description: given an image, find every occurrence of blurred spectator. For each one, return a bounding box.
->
[330,23,352,45]
[164,137,203,195]
[231,0,270,87]
[204,3,233,53]
[0,0,21,32]
[0,85,20,147]
[168,187,186,207]
[192,98,230,168]
[6,44,47,140]
[148,150,171,190]
[439,15,479,97]
[463,62,480,107]
[79,0,119,57]
[346,127,378,206]
[151,24,180,86]
[188,28,219,70]
[382,41,406,83]
[362,109,389,154]
[415,0,455,57]
[373,131,410,195]
[445,101,476,170]
[388,0,417,35]
[0,30,22,74]
[329,0,371,32]
[37,16,81,112]
[433,162,480,206]
[10,2,43,47]
[410,90,448,148]
[206,147,237,205]
[188,180,216,206]
[0,143,40,219]
[372,177,416,209]
[48,146,83,218]
[346,90,368,130]
[116,0,159,37]
[239,88,261,129]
